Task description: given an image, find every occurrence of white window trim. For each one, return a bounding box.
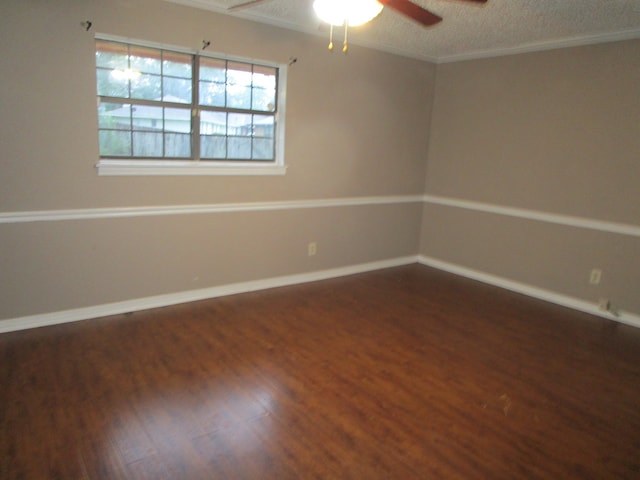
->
[94,34,288,176]
[96,159,287,176]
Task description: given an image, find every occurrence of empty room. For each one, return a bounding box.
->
[1,0,639,478]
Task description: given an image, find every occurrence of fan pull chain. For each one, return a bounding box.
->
[327,24,334,51]
[343,23,348,53]
[326,23,348,54]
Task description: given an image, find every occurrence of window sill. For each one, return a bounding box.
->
[96,159,287,176]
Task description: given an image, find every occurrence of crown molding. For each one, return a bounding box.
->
[436,28,640,63]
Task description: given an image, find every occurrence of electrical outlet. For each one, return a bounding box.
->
[308,242,317,256]
[589,268,602,285]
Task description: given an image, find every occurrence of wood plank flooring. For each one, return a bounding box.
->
[1,265,639,479]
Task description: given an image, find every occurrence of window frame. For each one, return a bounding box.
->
[94,35,287,176]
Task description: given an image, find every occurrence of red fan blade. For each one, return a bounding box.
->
[378,0,443,26]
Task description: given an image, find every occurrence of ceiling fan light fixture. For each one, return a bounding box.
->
[313,0,384,27]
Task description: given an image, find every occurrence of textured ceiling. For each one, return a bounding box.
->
[164,0,640,62]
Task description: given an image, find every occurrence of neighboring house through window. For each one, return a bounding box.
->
[95,37,286,175]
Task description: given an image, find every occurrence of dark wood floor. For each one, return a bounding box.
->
[1,265,639,479]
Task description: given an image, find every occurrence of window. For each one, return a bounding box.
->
[95,37,286,175]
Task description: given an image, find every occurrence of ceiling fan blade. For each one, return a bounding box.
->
[228,0,272,11]
[378,0,443,26]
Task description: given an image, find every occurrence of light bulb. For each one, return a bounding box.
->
[313,0,383,27]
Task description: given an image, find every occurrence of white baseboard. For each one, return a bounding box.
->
[0,256,418,334]
[418,255,640,329]
[3,255,638,334]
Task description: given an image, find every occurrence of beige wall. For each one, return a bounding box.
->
[0,0,433,321]
[0,0,433,211]
[420,40,640,315]
[1,204,423,319]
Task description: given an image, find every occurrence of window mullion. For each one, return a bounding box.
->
[224,61,230,159]
[250,65,254,160]
[192,55,200,161]
[198,105,274,116]
[127,45,134,156]
[160,50,166,158]
[99,96,188,110]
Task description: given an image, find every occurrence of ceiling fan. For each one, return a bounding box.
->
[228,0,488,27]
